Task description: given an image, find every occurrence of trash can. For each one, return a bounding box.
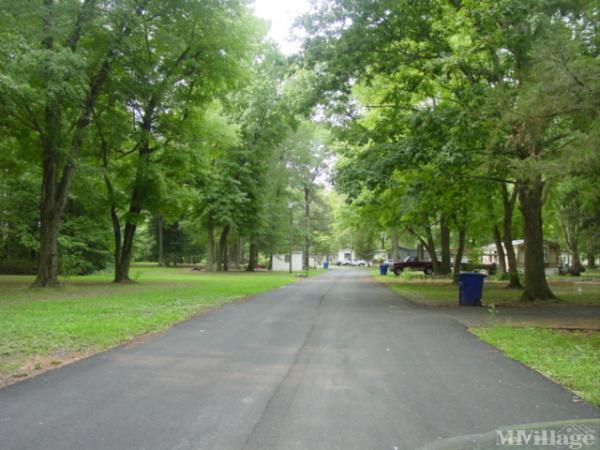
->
[458,272,486,306]
[379,264,389,276]
[323,262,329,269]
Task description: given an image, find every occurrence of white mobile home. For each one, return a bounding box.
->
[481,240,560,268]
[372,249,389,262]
[272,252,317,271]
[336,248,356,263]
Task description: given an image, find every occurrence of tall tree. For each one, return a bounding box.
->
[284,122,330,271]
[0,0,128,286]
[103,0,261,281]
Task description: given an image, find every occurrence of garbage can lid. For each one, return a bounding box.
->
[459,272,487,278]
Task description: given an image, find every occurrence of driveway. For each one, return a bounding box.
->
[0,269,597,450]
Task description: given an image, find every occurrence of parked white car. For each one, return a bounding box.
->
[344,259,367,266]
[337,258,368,267]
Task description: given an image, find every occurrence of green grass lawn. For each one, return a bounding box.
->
[374,271,600,307]
[472,326,600,407]
[0,266,316,385]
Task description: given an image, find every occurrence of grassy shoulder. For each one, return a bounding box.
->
[472,326,600,407]
[374,270,600,307]
[0,266,317,386]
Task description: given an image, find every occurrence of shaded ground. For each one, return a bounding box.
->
[440,305,600,330]
[0,269,597,450]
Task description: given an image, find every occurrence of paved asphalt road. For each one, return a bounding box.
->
[0,269,598,450]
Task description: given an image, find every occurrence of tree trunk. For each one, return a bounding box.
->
[569,246,582,276]
[32,11,63,288]
[114,110,154,283]
[452,226,467,284]
[492,225,507,277]
[439,216,451,275]
[555,194,583,277]
[34,201,61,288]
[391,231,399,261]
[303,186,310,272]
[34,103,63,287]
[417,243,425,261]
[215,232,223,272]
[288,206,293,273]
[33,119,77,288]
[114,221,137,283]
[587,253,597,270]
[113,196,143,283]
[219,225,229,272]
[157,215,164,266]
[268,245,273,271]
[425,228,438,269]
[206,217,215,272]
[518,177,555,300]
[109,205,121,274]
[230,234,241,269]
[247,238,258,272]
[501,184,522,289]
[240,238,245,266]
[100,144,122,277]
[424,226,440,274]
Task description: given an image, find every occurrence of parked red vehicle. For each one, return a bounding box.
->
[391,256,434,275]
[391,256,497,276]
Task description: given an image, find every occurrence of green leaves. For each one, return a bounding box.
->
[300,0,599,283]
[0,0,281,276]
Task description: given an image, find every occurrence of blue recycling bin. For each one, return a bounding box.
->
[379,264,389,276]
[458,272,486,306]
[323,261,329,269]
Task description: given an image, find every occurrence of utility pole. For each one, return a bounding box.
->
[304,186,310,277]
[288,200,293,274]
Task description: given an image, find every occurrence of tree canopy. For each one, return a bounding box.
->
[0,0,597,300]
